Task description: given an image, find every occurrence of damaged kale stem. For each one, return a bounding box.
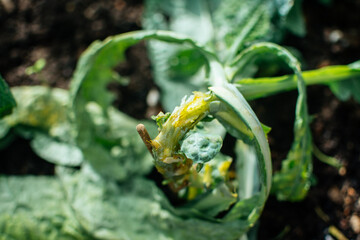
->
[136,91,218,191]
[136,85,272,203]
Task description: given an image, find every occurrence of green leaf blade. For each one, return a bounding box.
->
[58,166,252,240]
[0,86,80,167]
[0,175,90,240]
[328,60,360,103]
[0,75,16,118]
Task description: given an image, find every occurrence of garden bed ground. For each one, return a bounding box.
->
[1,0,360,239]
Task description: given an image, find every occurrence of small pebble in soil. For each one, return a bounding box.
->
[328,29,344,43]
[328,186,343,204]
[146,88,160,107]
[350,214,360,234]
[339,167,347,176]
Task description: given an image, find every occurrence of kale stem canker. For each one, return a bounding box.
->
[137,91,217,188]
[151,92,213,161]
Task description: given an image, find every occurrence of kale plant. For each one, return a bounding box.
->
[0,0,360,239]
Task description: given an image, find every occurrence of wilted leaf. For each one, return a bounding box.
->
[230,43,313,201]
[70,30,222,180]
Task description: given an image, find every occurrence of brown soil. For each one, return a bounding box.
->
[1,0,360,239]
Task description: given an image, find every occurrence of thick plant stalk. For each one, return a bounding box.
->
[235,64,360,100]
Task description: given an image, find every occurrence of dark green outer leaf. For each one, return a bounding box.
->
[284,0,306,37]
[274,0,306,37]
[0,75,16,118]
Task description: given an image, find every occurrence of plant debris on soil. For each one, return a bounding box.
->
[1,0,360,239]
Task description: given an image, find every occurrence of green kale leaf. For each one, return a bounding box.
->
[0,175,91,240]
[0,75,16,118]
